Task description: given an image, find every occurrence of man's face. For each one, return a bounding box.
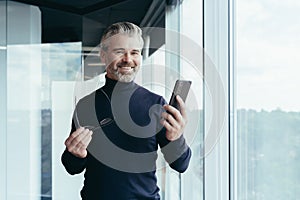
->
[100,34,143,82]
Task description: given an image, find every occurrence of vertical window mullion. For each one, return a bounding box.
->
[165,4,182,200]
[0,0,8,199]
[229,0,237,199]
[204,0,230,199]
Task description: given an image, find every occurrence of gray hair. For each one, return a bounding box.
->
[100,22,144,51]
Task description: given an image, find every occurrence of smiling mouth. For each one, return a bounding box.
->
[117,66,135,73]
[117,65,135,69]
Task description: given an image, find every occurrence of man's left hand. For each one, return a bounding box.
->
[161,95,187,141]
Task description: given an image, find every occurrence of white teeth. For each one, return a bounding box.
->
[118,66,133,73]
[118,66,133,68]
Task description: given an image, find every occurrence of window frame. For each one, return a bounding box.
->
[203,0,231,199]
[0,1,8,200]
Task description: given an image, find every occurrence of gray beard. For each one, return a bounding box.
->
[114,70,137,82]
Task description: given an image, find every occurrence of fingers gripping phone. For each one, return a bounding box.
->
[169,80,192,111]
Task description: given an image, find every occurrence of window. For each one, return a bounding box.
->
[234,0,300,199]
[142,1,205,199]
[0,1,7,199]
[181,0,204,199]
[203,0,230,199]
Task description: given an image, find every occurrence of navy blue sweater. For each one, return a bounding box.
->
[61,77,191,200]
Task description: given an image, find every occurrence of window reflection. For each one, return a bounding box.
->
[7,42,82,200]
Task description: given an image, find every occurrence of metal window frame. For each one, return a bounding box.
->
[203,0,231,199]
[0,1,7,200]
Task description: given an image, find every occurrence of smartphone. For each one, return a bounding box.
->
[169,80,192,110]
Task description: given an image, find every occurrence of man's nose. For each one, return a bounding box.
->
[122,52,132,62]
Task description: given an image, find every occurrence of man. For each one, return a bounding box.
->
[61,22,191,200]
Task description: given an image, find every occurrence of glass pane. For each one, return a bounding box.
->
[236,0,300,199]
[181,0,204,199]
[7,42,82,200]
[5,1,84,199]
[145,46,167,199]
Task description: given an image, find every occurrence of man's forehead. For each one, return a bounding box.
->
[104,34,143,48]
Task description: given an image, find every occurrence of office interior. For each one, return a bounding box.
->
[1,0,299,199]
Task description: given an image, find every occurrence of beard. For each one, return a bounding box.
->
[114,70,137,82]
[107,63,139,82]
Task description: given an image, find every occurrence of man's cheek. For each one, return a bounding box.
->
[109,57,120,66]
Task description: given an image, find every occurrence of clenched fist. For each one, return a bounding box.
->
[64,127,93,158]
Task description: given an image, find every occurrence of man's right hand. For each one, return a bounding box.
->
[64,127,93,158]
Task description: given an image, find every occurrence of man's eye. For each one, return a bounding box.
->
[132,51,140,55]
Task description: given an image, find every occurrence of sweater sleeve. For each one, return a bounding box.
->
[156,97,192,173]
[61,118,88,175]
[157,129,192,173]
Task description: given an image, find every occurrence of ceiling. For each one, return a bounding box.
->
[13,0,165,48]
[12,0,167,79]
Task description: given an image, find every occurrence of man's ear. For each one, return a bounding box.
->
[100,49,106,64]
